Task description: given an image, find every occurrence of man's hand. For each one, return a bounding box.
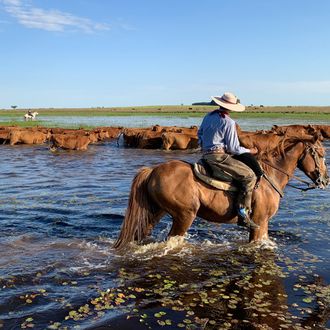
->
[249,147,258,155]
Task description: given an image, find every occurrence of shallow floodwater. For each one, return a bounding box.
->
[41,115,330,131]
[3,113,330,131]
[0,118,329,329]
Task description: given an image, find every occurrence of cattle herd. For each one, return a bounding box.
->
[0,124,329,151]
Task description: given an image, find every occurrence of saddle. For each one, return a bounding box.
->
[193,159,238,192]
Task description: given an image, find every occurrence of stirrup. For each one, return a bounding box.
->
[237,208,260,229]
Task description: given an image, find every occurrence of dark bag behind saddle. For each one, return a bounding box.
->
[233,152,264,178]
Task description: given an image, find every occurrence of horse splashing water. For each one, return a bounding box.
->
[114,132,329,249]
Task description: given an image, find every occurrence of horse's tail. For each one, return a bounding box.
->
[113,166,156,249]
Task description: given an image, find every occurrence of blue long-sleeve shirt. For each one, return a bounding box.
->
[197,110,250,155]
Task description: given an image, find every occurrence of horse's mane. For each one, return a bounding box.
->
[240,131,318,162]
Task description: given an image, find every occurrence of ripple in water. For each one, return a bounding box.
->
[0,122,329,329]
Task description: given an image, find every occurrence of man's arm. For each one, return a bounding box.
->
[225,120,251,155]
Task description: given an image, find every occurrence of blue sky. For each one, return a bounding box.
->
[0,0,330,108]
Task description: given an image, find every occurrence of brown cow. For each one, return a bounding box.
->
[50,128,90,135]
[270,124,330,140]
[270,124,315,137]
[0,128,12,144]
[136,130,163,149]
[49,127,107,142]
[238,130,285,153]
[50,132,97,151]
[122,128,150,147]
[152,125,198,135]
[311,125,330,139]
[94,126,123,139]
[151,125,183,133]
[91,128,110,141]
[9,129,51,145]
[161,132,199,150]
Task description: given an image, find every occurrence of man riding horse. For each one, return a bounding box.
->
[198,92,263,229]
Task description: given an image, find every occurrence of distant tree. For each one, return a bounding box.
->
[11,105,18,109]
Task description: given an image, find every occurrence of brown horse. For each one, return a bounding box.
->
[114,133,329,249]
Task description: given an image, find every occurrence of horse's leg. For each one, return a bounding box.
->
[168,210,196,237]
[247,188,279,243]
[146,210,166,236]
[248,204,275,242]
[248,216,269,242]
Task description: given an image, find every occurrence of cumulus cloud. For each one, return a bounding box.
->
[1,0,111,33]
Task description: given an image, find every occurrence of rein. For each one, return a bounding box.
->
[260,141,325,192]
[262,173,284,198]
[261,160,316,192]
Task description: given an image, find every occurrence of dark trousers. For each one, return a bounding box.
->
[203,153,257,210]
[233,153,264,178]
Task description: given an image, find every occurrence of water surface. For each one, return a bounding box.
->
[0,117,329,329]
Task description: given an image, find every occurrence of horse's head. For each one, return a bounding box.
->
[298,138,329,189]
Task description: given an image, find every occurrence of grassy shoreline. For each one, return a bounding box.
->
[1,105,330,128]
[1,105,330,114]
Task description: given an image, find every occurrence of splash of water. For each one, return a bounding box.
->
[132,236,187,259]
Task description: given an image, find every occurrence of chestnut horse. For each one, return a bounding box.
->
[114,133,329,248]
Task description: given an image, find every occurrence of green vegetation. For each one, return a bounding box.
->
[0,120,44,127]
[0,121,97,129]
[231,112,330,120]
[0,105,329,128]
[1,104,330,115]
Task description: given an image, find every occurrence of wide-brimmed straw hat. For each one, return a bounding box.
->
[211,92,245,112]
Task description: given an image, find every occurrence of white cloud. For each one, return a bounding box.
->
[1,0,111,33]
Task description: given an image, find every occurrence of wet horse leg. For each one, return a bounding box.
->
[248,214,270,242]
[168,210,197,237]
[247,189,277,243]
[146,210,166,236]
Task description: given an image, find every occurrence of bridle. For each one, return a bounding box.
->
[297,143,327,188]
[261,142,327,193]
